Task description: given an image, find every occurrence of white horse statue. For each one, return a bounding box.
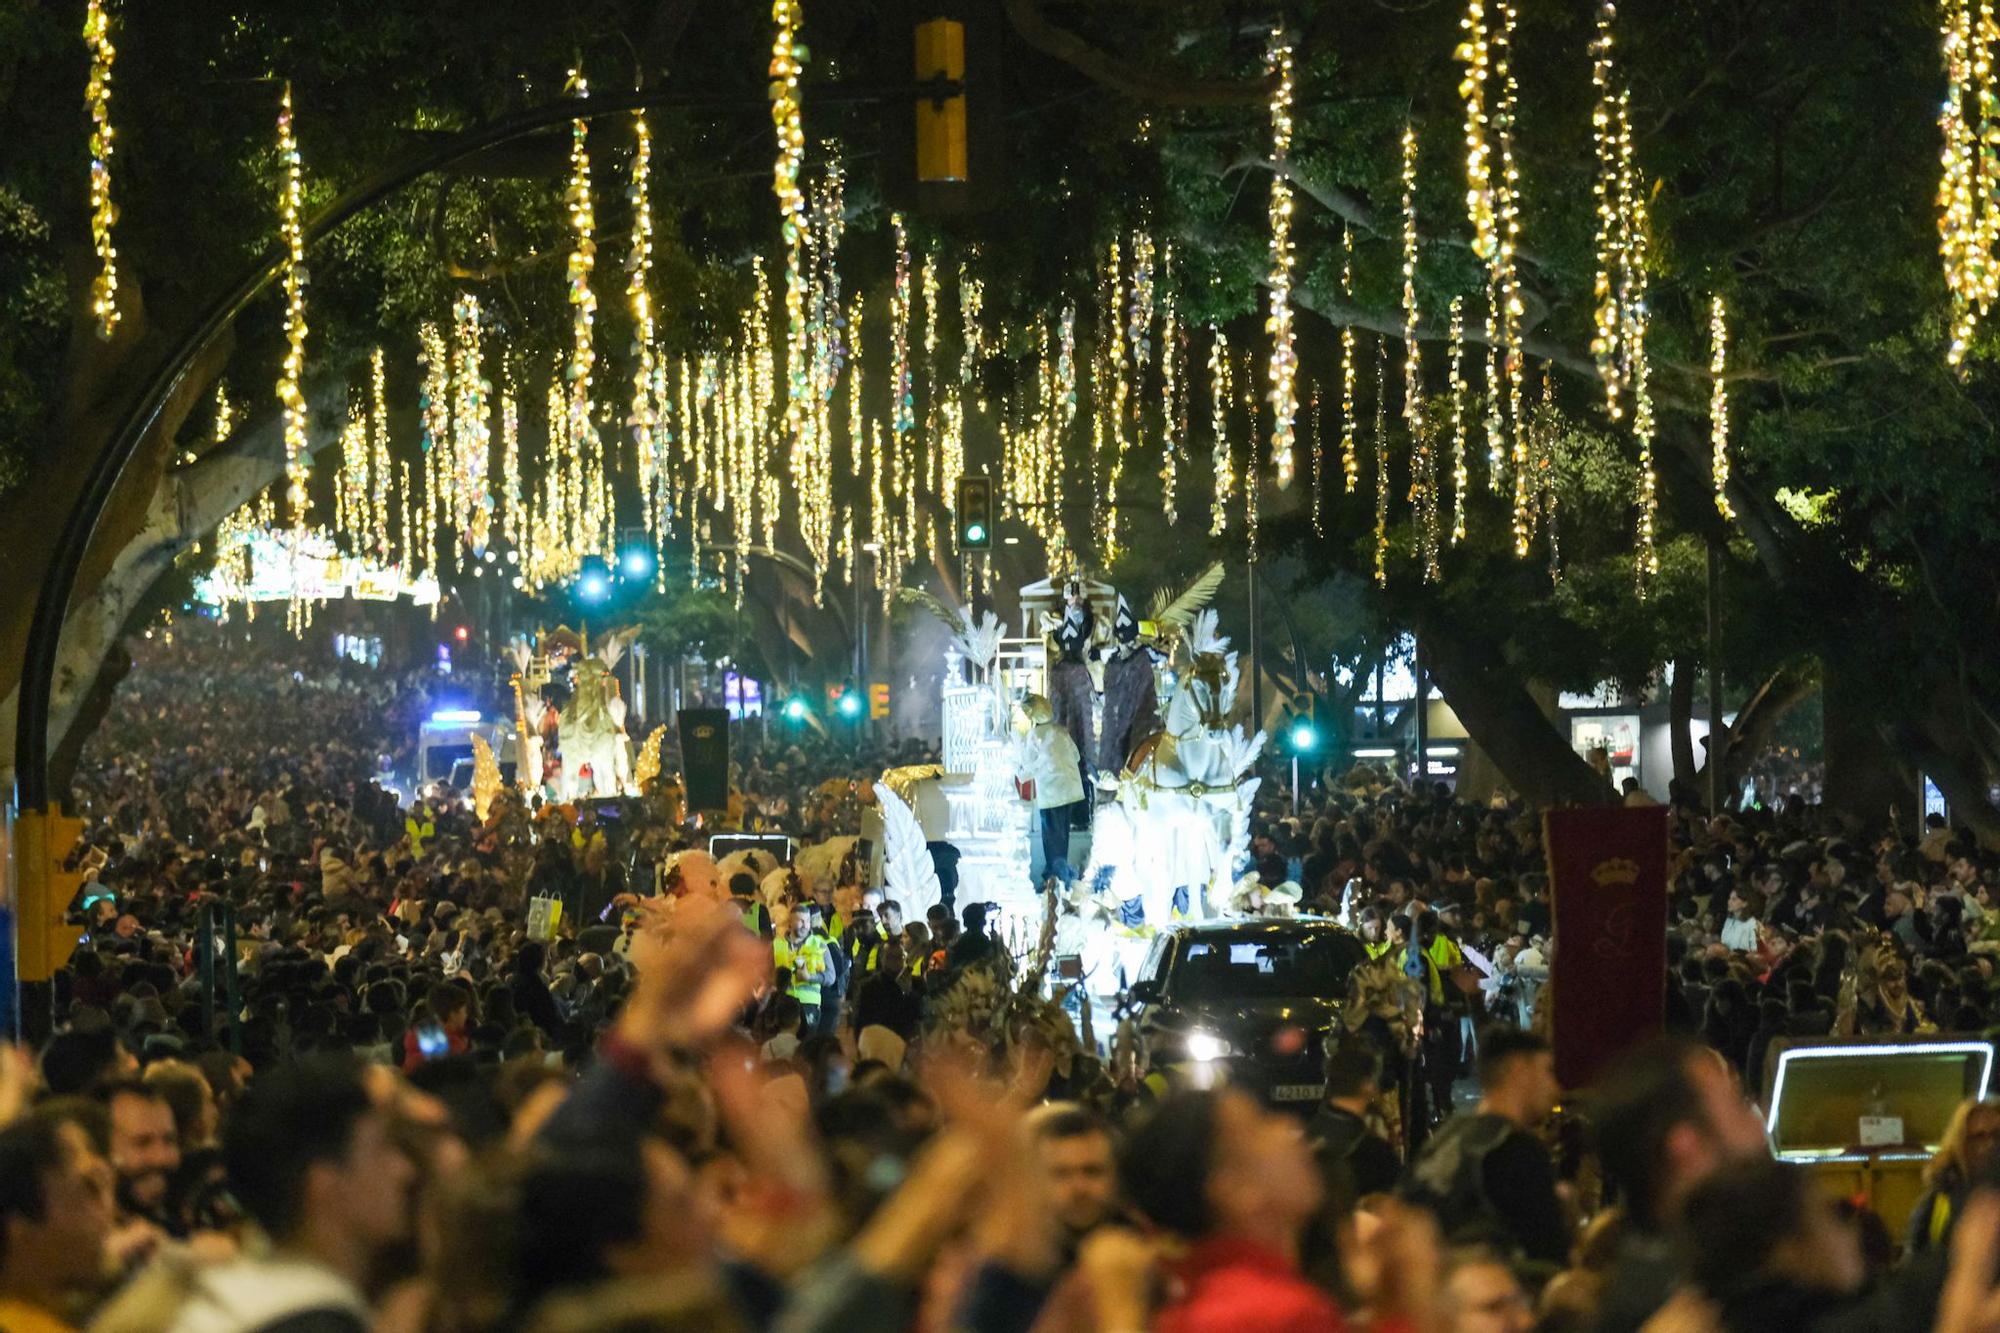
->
[1086,610,1264,925]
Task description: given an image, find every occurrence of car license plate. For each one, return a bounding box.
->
[1271,1083,1323,1102]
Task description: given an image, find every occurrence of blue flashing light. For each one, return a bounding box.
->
[431,709,482,724]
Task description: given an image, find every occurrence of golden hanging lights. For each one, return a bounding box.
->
[629,112,664,551]
[1265,31,1300,488]
[1209,328,1233,537]
[771,0,810,450]
[1401,123,1440,581]
[1373,336,1390,588]
[1341,226,1358,493]
[83,0,120,339]
[1590,1,1637,419]
[1938,0,2000,367]
[275,83,311,534]
[1709,293,1735,519]
[1449,297,1468,545]
[563,69,608,575]
[1457,0,1499,265]
[1159,244,1182,526]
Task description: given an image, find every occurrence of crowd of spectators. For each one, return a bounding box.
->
[10,622,2000,1332]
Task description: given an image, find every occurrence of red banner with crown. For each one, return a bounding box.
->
[1545,805,1671,1090]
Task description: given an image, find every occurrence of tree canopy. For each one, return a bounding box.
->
[3,1,1999,829]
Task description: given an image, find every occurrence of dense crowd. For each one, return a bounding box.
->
[9,622,2000,1333]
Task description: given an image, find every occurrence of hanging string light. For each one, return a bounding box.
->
[889,213,915,441]
[1590,1,1632,418]
[1102,238,1129,560]
[1402,121,1436,581]
[1311,385,1325,537]
[1341,226,1358,493]
[335,403,365,553]
[1937,0,1999,366]
[369,348,392,562]
[1159,244,1181,526]
[1374,336,1389,588]
[629,112,663,542]
[1457,0,1498,263]
[1627,170,1659,595]
[1243,343,1261,559]
[451,294,492,554]
[1127,230,1155,452]
[1537,365,1563,583]
[848,293,866,481]
[1265,31,1300,488]
[1709,293,1735,519]
[83,0,120,338]
[1448,298,1468,545]
[1493,5,1527,495]
[275,83,311,534]
[1209,328,1233,537]
[922,250,942,502]
[770,0,809,445]
[798,156,846,596]
[500,360,521,554]
[563,69,606,576]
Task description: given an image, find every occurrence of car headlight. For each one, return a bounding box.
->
[1186,1031,1233,1062]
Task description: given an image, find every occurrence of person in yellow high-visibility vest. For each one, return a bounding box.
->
[773,904,835,1032]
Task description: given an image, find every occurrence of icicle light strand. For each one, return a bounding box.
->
[1709,293,1735,519]
[83,0,120,338]
[275,84,311,533]
[1265,32,1300,487]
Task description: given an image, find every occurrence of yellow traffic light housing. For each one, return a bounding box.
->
[15,807,85,982]
[915,18,967,183]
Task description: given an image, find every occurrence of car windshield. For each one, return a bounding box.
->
[1169,929,1366,1001]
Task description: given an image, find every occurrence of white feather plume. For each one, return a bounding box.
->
[1185,609,1229,658]
[957,610,1006,672]
[873,781,943,919]
[608,697,628,730]
[509,639,533,675]
[523,697,548,729]
[1219,727,1267,781]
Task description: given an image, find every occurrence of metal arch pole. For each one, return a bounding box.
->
[14,84,934,811]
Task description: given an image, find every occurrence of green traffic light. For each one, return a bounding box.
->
[783,697,809,722]
[964,522,987,544]
[1290,722,1318,752]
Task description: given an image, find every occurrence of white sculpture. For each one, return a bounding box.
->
[873,780,944,924]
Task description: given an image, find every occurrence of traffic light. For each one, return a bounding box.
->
[914,18,967,183]
[870,682,891,719]
[956,475,994,550]
[782,696,810,724]
[15,807,86,982]
[837,689,865,720]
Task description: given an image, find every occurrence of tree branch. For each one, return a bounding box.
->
[1002,0,1277,106]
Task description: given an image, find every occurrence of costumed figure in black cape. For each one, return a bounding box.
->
[1047,583,1097,790]
[1094,595,1161,782]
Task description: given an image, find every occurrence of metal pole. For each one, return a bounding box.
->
[1248,560,1263,733]
[1706,539,1723,813]
[1291,754,1300,816]
[1414,635,1430,793]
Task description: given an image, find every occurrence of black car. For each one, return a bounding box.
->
[1128,917,1370,1110]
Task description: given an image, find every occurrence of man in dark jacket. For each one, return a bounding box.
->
[1403,1027,1567,1268]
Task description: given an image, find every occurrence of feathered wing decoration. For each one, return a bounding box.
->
[1218,726,1268,782]
[872,780,943,920]
[896,587,969,639]
[508,638,533,676]
[596,626,639,670]
[1185,609,1229,658]
[470,735,502,822]
[1147,561,1226,629]
[633,725,667,793]
[523,696,548,730]
[958,610,1006,673]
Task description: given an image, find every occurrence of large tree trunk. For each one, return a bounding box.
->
[1715,666,1816,797]
[1821,655,1910,834]
[1670,659,1698,794]
[1417,612,1613,808]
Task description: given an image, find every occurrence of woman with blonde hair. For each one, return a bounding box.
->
[1906,1096,2000,1256]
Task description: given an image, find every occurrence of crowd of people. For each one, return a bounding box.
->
[10,621,2000,1332]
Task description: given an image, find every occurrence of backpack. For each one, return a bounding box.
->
[1401,1111,1515,1242]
